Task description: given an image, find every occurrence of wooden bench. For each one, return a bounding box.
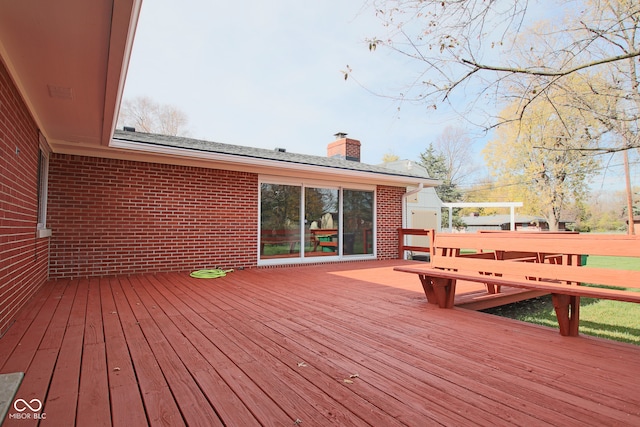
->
[394,233,640,336]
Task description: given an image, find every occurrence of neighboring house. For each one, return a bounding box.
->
[0,2,438,334]
[459,214,572,232]
[380,160,443,232]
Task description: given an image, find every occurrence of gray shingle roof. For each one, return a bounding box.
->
[113,130,436,181]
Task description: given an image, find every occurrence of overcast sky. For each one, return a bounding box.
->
[121,0,480,166]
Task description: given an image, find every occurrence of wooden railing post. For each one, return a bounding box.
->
[398,228,435,260]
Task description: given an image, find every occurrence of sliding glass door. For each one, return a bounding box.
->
[260,183,301,258]
[343,189,374,255]
[305,187,338,257]
[259,180,375,263]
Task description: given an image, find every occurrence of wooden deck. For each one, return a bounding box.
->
[1,260,639,426]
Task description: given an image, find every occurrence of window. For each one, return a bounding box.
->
[259,179,375,264]
[36,133,51,237]
[260,183,301,258]
[305,187,338,257]
[343,189,374,255]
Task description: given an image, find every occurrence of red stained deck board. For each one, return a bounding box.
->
[152,274,382,426]
[256,275,632,425]
[123,275,225,426]
[99,277,148,427]
[394,307,640,392]
[133,275,287,426]
[76,342,111,427]
[1,260,640,426]
[0,281,67,373]
[2,348,58,427]
[40,324,83,427]
[110,277,185,427]
[41,280,86,426]
[0,279,57,356]
[168,273,488,426]
[170,319,262,426]
[83,277,104,345]
[220,277,532,426]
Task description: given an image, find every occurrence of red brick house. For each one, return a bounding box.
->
[0,1,437,335]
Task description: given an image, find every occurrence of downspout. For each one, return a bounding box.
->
[400,183,423,260]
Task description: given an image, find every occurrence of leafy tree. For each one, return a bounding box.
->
[419,143,465,228]
[117,96,190,136]
[460,176,505,216]
[483,76,603,230]
[381,153,400,163]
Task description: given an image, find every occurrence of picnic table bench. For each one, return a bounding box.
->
[260,229,300,253]
[394,233,640,336]
[309,228,338,252]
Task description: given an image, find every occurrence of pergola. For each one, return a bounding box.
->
[442,202,524,231]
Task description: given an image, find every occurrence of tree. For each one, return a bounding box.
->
[117,96,190,136]
[483,76,603,230]
[356,0,639,151]
[432,126,479,185]
[419,143,465,228]
[582,189,630,231]
[460,176,506,216]
[381,153,400,163]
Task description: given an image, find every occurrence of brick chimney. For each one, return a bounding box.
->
[327,132,361,162]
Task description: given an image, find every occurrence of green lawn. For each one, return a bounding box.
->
[483,256,640,345]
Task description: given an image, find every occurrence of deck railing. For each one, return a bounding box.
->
[398,228,435,260]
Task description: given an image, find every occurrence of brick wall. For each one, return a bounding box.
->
[0,60,49,336]
[376,185,404,259]
[48,155,259,278]
[47,153,405,278]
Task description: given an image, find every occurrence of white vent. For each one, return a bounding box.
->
[48,85,74,100]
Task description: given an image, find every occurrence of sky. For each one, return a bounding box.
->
[121,0,479,166]
[122,0,636,191]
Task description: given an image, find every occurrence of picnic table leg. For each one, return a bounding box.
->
[418,276,456,308]
[551,294,580,336]
[418,275,438,305]
[432,277,456,308]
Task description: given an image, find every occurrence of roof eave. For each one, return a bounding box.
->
[109,138,439,187]
[101,0,144,146]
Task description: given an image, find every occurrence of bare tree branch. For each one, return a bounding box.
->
[461,49,640,77]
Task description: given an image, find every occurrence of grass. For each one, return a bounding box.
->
[483,256,640,345]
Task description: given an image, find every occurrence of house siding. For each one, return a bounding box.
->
[376,185,404,259]
[0,60,49,335]
[48,155,259,278]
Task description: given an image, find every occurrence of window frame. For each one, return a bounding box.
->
[258,176,376,266]
[36,133,52,238]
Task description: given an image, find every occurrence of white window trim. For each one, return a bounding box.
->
[37,133,52,238]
